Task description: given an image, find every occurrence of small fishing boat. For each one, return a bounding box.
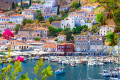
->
[71,63,76,67]
[55,66,65,75]
[35,56,40,60]
[51,59,58,62]
[58,60,62,64]
[22,59,27,63]
[62,60,69,65]
[110,76,120,80]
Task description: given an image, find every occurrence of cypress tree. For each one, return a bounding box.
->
[12,2,15,10]
[29,0,31,6]
[79,0,81,7]
[21,0,23,9]
[57,4,60,15]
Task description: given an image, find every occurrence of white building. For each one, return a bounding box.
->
[10,14,24,24]
[42,43,57,52]
[10,40,33,51]
[81,4,94,12]
[61,10,96,29]
[29,3,42,11]
[22,9,37,20]
[58,35,66,42]
[0,17,10,23]
[0,13,8,17]
[0,23,16,33]
[26,40,44,50]
[99,25,115,36]
[43,0,58,8]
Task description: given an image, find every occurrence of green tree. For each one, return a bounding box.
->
[90,0,120,20]
[37,15,45,22]
[35,37,40,41]
[48,26,58,37]
[58,28,63,33]
[36,10,45,22]
[10,61,22,80]
[63,28,73,41]
[106,32,118,57]
[41,65,53,80]
[71,1,80,9]
[19,73,30,80]
[15,24,21,34]
[42,1,46,4]
[26,5,30,9]
[12,2,15,10]
[72,25,88,35]
[113,9,120,25]
[34,58,53,80]
[96,12,105,25]
[25,19,34,23]
[8,21,12,23]
[49,17,55,23]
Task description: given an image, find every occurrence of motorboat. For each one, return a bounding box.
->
[110,76,120,80]
[62,60,69,65]
[51,59,58,62]
[55,66,65,75]
[71,63,76,67]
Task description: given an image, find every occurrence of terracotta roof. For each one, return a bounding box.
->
[34,27,48,31]
[10,40,21,42]
[82,4,92,7]
[76,9,90,12]
[44,45,57,48]
[52,21,61,23]
[0,37,8,41]
[100,25,115,27]
[58,43,74,45]
[14,35,26,37]
[22,1,28,3]
[0,17,10,19]
[11,14,24,17]
[26,41,43,43]
[88,13,95,15]
[23,9,31,11]
[32,3,37,5]
[12,42,32,46]
[69,13,83,17]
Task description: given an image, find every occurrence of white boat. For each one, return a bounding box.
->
[62,60,69,65]
[87,61,95,66]
[58,60,62,64]
[70,63,76,67]
[110,76,120,80]
[55,66,65,75]
[102,70,120,77]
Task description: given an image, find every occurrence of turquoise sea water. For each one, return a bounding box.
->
[0,60,117,80]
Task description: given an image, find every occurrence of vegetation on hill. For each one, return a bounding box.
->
[35,37,40,41]
[36,10,45,22]
[72,25,88,35]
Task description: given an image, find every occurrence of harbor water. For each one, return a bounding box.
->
[0,59,116,80]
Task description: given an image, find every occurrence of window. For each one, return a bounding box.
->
[37,34,39,36]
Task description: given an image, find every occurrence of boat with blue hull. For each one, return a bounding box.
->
[55,67,65,75]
